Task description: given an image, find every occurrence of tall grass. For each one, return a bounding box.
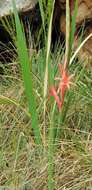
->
[0,1,78,190]
[38,1,56,189]
[0,0,92,190]
[12,0,42,145]
[11,1,56,188]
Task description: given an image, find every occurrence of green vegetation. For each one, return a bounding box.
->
[0,0,92,189]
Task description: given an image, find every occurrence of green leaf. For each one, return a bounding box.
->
[12,0,42,145]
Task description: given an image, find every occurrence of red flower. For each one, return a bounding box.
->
[50,86,62,110]
[50,64,74,111]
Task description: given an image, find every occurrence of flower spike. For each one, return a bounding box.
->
[50,64,74,111]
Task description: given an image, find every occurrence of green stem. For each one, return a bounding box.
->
[48,103,56,190]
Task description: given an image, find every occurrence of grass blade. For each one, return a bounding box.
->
[43,0,55,145]
[64,0,70,69]
[0,95,19,106]
[69,0,78,54]
[38,0,46,38]
[70,33,92,65]
[12,0,42,145]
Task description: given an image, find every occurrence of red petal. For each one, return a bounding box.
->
[50,86,61,110]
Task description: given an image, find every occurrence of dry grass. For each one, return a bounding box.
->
[0,60,92,190]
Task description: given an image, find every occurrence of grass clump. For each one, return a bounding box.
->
[0,0,92,190]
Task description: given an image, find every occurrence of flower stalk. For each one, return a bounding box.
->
[50,0,77,111]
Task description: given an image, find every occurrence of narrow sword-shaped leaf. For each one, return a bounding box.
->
[12,0,42,145]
